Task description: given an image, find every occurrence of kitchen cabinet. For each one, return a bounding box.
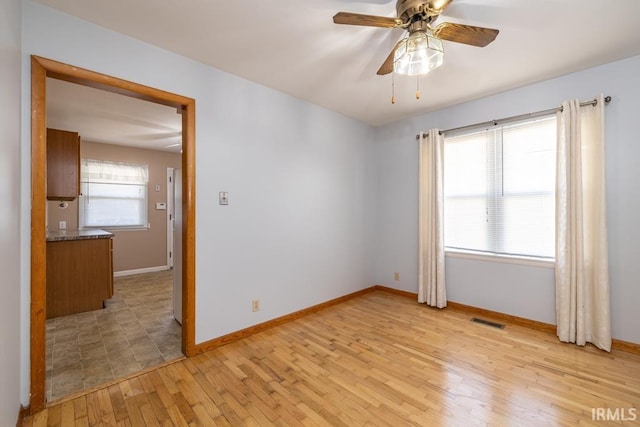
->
[46,232,113,319]
[47,128,80,200]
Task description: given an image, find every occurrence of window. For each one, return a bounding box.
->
[79,159,149,228]
[443,116,556,258]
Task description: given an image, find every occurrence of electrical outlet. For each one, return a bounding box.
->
[394,272,400,281]
[58,221,66,230]
[252,299,260,312]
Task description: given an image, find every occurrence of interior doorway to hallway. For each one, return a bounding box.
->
[30,55,196,413]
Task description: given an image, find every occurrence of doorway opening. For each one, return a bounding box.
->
[44,77,185,401]
[167,168,184,324]
[30,56,196,413]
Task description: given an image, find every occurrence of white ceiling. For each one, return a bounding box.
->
[39,0,640,135]
[47,78,183,152]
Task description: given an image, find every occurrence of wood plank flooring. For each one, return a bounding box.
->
[23,291,640,426]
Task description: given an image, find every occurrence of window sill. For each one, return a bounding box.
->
[445,249,555,269]
[80,226,150,232]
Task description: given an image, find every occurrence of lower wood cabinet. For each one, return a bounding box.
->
[46,237,113,319]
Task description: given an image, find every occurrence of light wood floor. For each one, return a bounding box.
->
[24,291,640,426]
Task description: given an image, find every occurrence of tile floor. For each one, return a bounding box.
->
[45,269,182,402]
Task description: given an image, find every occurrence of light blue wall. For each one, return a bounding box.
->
[16,0,640,413]
[20,0,377,404]
[375,54,640,344]
[0,0,23,423]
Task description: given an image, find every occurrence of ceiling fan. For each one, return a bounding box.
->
[333,0,499,76]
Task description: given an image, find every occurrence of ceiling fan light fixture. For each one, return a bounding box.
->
[393,30,444,76]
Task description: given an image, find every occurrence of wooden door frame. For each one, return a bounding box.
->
[30,56,197,413]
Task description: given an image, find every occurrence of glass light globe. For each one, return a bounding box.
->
[393,31,444,76]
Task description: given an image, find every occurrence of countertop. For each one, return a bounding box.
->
[46,229,114,242]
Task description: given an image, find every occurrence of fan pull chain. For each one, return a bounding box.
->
[416,75,420,100]
[391,73,396,104]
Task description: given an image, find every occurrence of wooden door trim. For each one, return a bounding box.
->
[30,56,47,414]
[29,55,197,413]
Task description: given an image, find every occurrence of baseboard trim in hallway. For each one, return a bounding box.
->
[113,265,170,278]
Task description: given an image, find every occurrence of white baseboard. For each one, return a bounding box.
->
[114,265,170,277]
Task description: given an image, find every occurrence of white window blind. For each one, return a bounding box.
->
[443,116,556,258]
[79,159,149,228]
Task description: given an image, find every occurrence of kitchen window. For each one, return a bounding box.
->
[79,159,149,228]
[443,116,556,259]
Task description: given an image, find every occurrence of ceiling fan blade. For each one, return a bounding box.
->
[376,41,403,75]
[333,12,402,28]
[433,22,499,47]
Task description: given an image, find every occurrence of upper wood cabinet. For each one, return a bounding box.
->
[47,128,80,200]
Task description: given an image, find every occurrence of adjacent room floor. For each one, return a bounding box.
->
[45,270,182,402]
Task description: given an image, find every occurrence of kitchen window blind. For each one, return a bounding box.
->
[79,159,149,228]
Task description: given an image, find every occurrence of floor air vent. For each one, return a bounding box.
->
[471,317,505,329]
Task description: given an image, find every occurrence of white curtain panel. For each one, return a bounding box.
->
[555,94,611,351]
[418,130,446,308]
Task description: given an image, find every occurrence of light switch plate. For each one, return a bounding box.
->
[219,192,229,205]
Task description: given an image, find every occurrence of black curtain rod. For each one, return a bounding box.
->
[417,96,612,140]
